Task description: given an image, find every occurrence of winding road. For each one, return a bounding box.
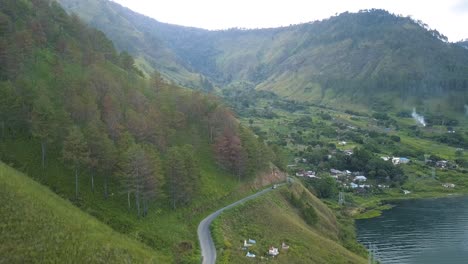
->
[197,185,283,264]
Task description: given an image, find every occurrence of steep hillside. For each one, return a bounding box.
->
[0,0,280,262]
[212,182,367,263]
[0,162,168,263]
[58,0,468,113]
[56,0,207,89]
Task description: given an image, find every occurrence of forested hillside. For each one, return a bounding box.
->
[0,0,280,262]
[58,0,468,113]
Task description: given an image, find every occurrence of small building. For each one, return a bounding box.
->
[344,149,354,156]
[339,141,347,146]
[268,246,279,256]
[392,157,410,165]
[403,190,411,195]
[350,182,359,189]
[436,160,448,168]
[244,240,253,247]
[381,156,390,161]
[330,169,343,175]
[442,183,455,188]
[354,175,367,182]
[246,252,256,258]
[282,242,289,250]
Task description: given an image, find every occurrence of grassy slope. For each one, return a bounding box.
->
[0,132,251,262]
[0,162,169,263]
[212,182,367,264]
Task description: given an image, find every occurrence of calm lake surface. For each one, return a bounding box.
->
[356,196,468,264]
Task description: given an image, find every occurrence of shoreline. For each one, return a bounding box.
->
[351,190,468,220]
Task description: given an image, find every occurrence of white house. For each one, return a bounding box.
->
[350,182,359,189]
[268,246,279,256]
[354,175,367,182]
[442,183,455,188]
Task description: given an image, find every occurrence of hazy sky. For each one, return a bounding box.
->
[112,0,468,42]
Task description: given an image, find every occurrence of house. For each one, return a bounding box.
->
[248,239,256,244]
[305,171,317,178]
[282,242,290,250]
[350,182,359,189]
[403,190,411,195]
[344,149,354,156]
[268,246,279,256]
[354,175,367,182]
[436,160,448,168]
[392,157,410,165]
[339,141,347,146]
[442,183,455,188]
[330,169,343,175]
[381,156,390,161]
[400,158,410,164]
[246,252,256,258]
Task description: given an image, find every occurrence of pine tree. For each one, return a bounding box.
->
[31,93,58,168]
[62,125,90,199]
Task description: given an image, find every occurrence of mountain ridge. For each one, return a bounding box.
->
[58,0,468,113]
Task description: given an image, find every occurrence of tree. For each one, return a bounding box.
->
[166,145,199,209]
[62,126,90,199]
[121,142,162,217]
[0,81,20,139]
[31,93,58,168]
[214,128,246,181]
[84,120,116,195]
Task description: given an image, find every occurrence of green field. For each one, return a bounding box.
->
[0,162,170,263]
[212,182,367,264]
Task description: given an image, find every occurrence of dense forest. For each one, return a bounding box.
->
[0,0,278,217]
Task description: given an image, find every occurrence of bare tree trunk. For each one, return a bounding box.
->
[91,169,95,193]
[136,185,140,218]
[75,167,79,199]
[41,141,46,168]
[127,190,131,210]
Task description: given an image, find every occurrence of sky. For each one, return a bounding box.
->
[111,0,468,42]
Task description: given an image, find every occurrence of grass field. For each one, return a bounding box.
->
[212,182,367,264]
[0,135,253,263]
[0,162,169,263]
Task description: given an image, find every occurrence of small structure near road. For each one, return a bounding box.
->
[268,246,279,256]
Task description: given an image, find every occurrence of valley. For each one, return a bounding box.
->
[1,0,467,263]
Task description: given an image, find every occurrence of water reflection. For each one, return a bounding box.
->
[356,196,468,264]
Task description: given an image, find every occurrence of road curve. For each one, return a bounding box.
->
[197,185,281,264]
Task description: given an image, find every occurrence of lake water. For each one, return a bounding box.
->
[356,196,468,264]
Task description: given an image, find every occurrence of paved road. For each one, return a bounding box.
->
[198,184,283,264]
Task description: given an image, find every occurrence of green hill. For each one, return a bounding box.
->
[212,182,367,263]
[0,0,280,262]
[0,161,168,263]
[57,1,468,113]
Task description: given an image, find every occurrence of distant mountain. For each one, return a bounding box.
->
[458,40,468,49]
[59,0,468,112]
